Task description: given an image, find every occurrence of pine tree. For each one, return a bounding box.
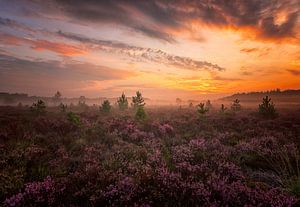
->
[132,91,145,109]
[117,93,128,110]
[197,103,209,117]
[53,91,62,106]
[259,96,277,118]
[101,100,111,114]
[219,104,227,114]
[135,106,147,121]
[231,99,241,111]
[30,99,46,115]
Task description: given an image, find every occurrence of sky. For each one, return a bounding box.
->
[0,0,299,100]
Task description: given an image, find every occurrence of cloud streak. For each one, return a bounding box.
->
[57,31,225,71]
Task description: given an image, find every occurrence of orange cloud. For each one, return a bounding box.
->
[30,40,87,56]
[0,33,23,46]
[0,32,87,56]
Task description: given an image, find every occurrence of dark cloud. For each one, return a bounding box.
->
[0,17,36,33]
[287,69,300,76]
[57,31,225,71]
[24,0,299,42]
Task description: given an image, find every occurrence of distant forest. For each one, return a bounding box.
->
[221,89,300,103]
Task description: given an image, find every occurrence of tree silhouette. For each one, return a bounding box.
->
[117,93,128,110]
[132,91,145,109]
[101,100,111,114]
[231,99,241,111]
[259,96,277,118]
[53,91,62,106]
[197,102,209,117]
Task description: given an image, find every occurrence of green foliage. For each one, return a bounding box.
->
[100,100,111,114]
[258,96,277,118]
[117,93,128,110]
[30,100,46,115]
[132,91,145,109]
[197,102,209,117]
[231,99,241,111]
[67,112,81,126]
[135,106,147,121]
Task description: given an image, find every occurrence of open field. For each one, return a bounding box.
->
[1,104,300,206]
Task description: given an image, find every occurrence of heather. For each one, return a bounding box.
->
[1,105,300,206]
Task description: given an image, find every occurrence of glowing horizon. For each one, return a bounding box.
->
[0,0,299,100]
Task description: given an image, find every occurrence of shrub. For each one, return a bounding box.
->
[101,100,111,114]
[67,112,81,126]
[132,91,145,109]
[231,99,241,111]
[135,106,147,121]
[30,100,46,115]
[219,104,227,114]
[258,96,277,118]
[205,100,212,110]
[53,91,62,106]
[59,103,67,113]
[117,93,128,110]
[197,103,209,117]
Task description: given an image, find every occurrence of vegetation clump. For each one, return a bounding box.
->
[30,99,46,115]
[259,96,277,118]
[67,112,81,126]
[219,104,227,114]
[231,99,241,111]
[131,91,145,109]
[101,100,112,114]
[117,93,128,110]
[197,102,209,116]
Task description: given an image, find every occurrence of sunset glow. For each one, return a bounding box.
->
[0,0,299,100]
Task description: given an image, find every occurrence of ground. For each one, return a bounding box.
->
[1,105,300,206]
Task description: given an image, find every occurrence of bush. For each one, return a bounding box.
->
[67,112,81,126]
[197,103,209,117]
[135,106,147,121]
[59,103,67,113]
[259,96,277,118]
[132,91,145,109]
[231,99,241,111]
[30,100,46,115]
[100,100,111,114]
[117,93,128,110]
[219,104,227,114]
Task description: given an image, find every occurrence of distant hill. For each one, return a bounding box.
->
[220,89,300,104]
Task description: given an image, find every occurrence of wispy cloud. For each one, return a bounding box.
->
[57,31,225,71]
[287,69,300,76]
[0,32,87,56]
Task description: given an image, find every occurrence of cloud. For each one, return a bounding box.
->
[240,47,271,57]
[21,0,299,43]
[0,54,136,82]
[287,69,300,76]
[0,17,36,33]
[0,32,87,56]
[30,40,87,56]
[57,31,225,71]
[240,48,259,53]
